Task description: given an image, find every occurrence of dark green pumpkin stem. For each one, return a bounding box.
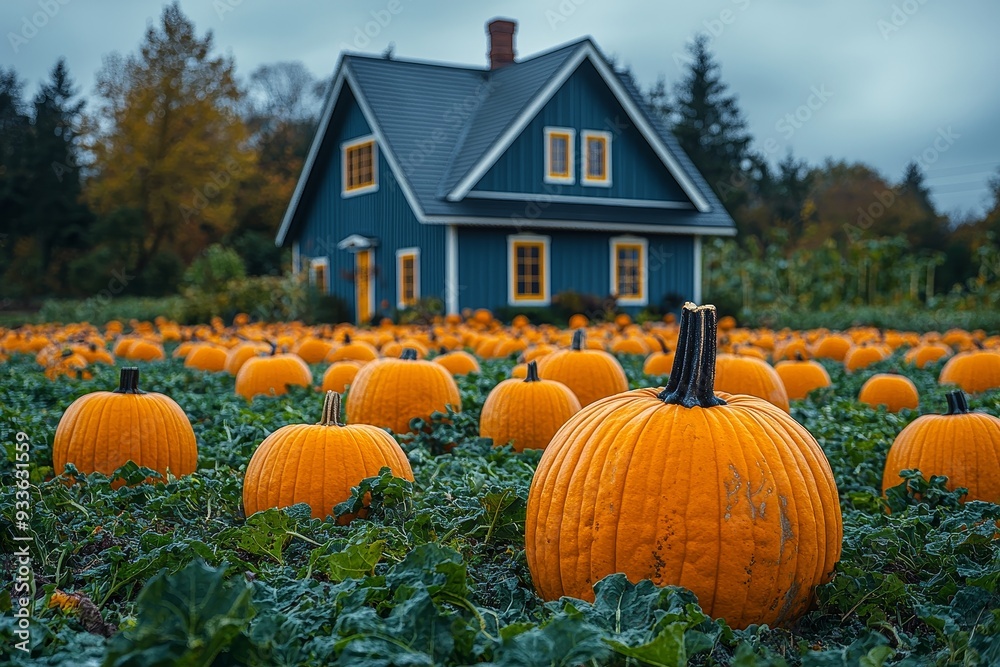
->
[654,335,669,355]
[658,303,726,409]
[401,348,418,360]
[319,390,344,426]
[524,360,540,382]
[439,346,448,355]
[795,351,804,362]
[571,329,585,351]
[113,367,146,395]
[269,341,278,356]
[344,333,352,344]
[945,390,970,415]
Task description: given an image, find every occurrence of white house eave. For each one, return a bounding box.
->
[275,60,428,247]
[445,42,713,214]
[421,215,736,237]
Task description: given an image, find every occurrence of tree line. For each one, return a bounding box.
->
[1,5,998,307]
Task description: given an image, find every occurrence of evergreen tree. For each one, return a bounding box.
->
[667,34,752,211]
[0,68,31,293]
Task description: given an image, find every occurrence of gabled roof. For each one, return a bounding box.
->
[276,37,735,246]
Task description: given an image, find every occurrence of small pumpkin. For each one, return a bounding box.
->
[346,348,461,434]
[858,372,919,412]
[243,391,414,521]
[882,390,1000,502]
[433,349,481,376]
[939,350,1000,394]
[224,341,271,375]
[843,343,890,373]
[294,336,335,364]
[904,342,951,369]
[537,330,628,406]
[327,333,379,363]
[321,360,364,394]
[525,303,842,629]
[642,336,675,376]
[183,343,229,373]
[714,353,790,412]
[774,356,831,400]
[235,346,313,399]
[53,367,197,484]
[479,361,581,452]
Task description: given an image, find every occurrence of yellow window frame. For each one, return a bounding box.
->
[396,248,420,309]
[610,237,647,306]
[342,136,377,195]
[582,130,612,186]
[544,127,575,184]
[509,237,549,304]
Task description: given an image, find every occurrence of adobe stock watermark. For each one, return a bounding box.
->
[848,126,959,238]
[878,0,932,40]
[399,78,496,173]
[213,0,243,21]
[339,0,406,51]
[11,431,35,654]
[7,0,72,54]
[180,156,243,222]
[545,0,587,30]
[672,0,752,70]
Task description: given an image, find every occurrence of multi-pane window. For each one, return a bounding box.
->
[544,127,575,184]
[342,137,377,195]
[610,238,647,306]
[508,236,550,305]
[310,258,328,295]
[397,249,420,308]
[582,131,611,185]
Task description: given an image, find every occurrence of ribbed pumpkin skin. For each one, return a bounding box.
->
[882,397,1000,502]
[346,354,461,434]
[537,333,628,407]
[479,364,582,452]
[714,354,790,412]
[775,360,831,400]
[525,388,842,629]
[243,398,414,521]
[53,370,197,482]
[858,373,919,412]
[939,351,1000,394]
[235,354,313,399]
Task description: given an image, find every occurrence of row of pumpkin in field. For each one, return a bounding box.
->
[45,304,1000,631]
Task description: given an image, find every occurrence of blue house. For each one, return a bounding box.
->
[276,19,735,324]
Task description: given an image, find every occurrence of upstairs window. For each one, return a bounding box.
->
[544,127,575,184]
[508,234,550,306]
[610,237,647,306]
[396,248,420,309]
[342,135,378,196]
[582,130,612,186]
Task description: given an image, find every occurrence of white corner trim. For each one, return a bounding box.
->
[292,241,301,276]
[543,126,575,185]
[693,235,703,304]
[395,247,420,309]
[507,233,551,307]
[609,236,648,307]
[582,129,613,188]
[341,134,379,197]
[309,256,329,293]
[445,225,459,314]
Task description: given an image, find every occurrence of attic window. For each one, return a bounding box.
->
[342,135,378,196]
[582,130,612,186]
[544,127,575,184]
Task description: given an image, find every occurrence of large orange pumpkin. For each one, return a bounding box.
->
[882,390,1000,502]
[525,304,842,629]
[243,391,414,521]
[346,348,461,434]
[479,361,581,452]
[938,350,1000,394]
[53,367,197,483]
[537,330,628,406]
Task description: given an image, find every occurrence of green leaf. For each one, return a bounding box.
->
[605,621,687,666]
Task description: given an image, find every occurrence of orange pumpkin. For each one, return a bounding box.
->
[858,373,919,412]
[883,391,1000,502]
[479,361,581,452]
[939,350,1000,394]
[525,304,842,629]
[774,357,831,400]
[904,342,951,369]
[346,348,461,434]
[53,367,197,483]
[843,344,890,373]
[642,336,675,376]
[714,353,790,412]
[537,330,628,406]
[235,351,313,399]
[327,333,379,363]
[433,349,481,376]
[184,344,229,373]
[243,391,413,521]
[321,360,364,394]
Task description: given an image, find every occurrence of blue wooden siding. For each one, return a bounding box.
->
[295,86,445,318]
[457,226,694,313]
[472,60,690,203]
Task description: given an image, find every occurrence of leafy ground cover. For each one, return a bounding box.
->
[1,350,999,666]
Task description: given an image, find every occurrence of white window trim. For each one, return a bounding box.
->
[309,256,329,294]
[507,234,551,307]
[582,130,612,187]
[341,134,378,197]
[395,247,420,310]
[543,126,575,185]
[609,236,648,307]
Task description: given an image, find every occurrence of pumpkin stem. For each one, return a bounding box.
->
[439,346,448,355]
[269,341,278,356]
[113,367,146,395]
[654,335,669,355]
[400,348,418,360]
[945,390,970,415]
[344,332,352,344]
[319,390,344,426]
[571,329,585,351]
[524,360,541,382]
[795,351,804,362]
[657,303,726,409]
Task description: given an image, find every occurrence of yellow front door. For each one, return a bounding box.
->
[355,250,373,324]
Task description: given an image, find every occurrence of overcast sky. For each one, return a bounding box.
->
[3,0,998,217]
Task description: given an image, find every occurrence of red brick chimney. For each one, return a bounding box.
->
[486,18,516,69]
